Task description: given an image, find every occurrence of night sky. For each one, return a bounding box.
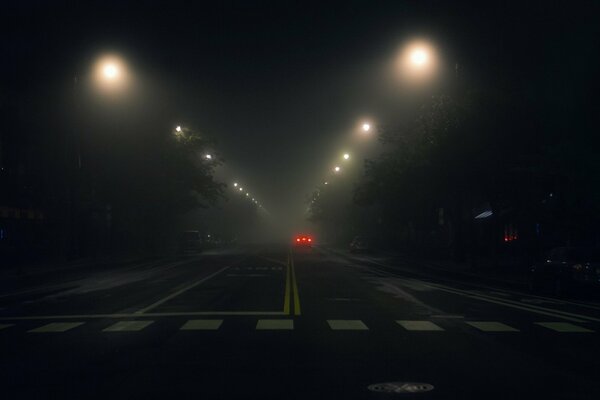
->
[2,0,598,223]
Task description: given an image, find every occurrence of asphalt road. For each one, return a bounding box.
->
[2,245,600,399]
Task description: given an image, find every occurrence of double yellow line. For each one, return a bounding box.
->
[283,250,301,316]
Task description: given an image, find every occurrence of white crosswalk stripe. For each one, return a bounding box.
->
[397,320,444,331]
[0,324,14,331]
[466,321,519,332]
[536,322,594,333]
[28,322,84,333]
[327,320,369,330]
[1,319,599,334]
[256,319,294,330]
[181,319,223,330]
[103,321,153,332]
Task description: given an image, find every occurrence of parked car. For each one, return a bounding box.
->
[528,246,600,295]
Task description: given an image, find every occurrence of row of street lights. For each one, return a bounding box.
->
[232,182,264,210]
[173,124,266,211]
[326,121,372,181]
[318,40,435,187]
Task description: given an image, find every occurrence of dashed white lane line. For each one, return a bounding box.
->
[180,319,223,330]
[466,321,519,332]
[256,319,294,330]
[536,322,594,333]
[0,324,14,331]
[28,322,84,333]
[397,320,444,331]
[103,321,153,332]
[327,320,369,330]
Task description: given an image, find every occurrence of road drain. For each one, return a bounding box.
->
[368,382,434,394]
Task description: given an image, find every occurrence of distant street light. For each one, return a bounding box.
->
[205,154,212,160]
[343,153,350,160]
[324,181,328,185]
[334,166,341,173]
[362,123,371,132]
[246,193,249,197]
[239,187,243,191]
[233,182,238,187]
[176,126,182,132]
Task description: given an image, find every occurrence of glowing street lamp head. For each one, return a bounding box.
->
[94,55,128,91]
[324,181,328,185]
[334,166,341,173]
[239,187,243,191]
[343,153,350,160]
[409,48,429,67]
[102,63,119,80]
[362,123,371,132]
[175,126,182,132]
[399,40,437,81]
[233,182,238,187]
[205,154,212,160]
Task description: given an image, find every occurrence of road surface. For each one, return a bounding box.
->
[1,245,600,399]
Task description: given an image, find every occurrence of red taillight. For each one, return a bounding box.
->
[296,238,300,242]
[302,237,306,241]
[308,238,312,242]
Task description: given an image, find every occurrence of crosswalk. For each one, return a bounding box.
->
[0,319,597,334]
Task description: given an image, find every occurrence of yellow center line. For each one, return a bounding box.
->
[290,252,301,316]
[283,253,291,315]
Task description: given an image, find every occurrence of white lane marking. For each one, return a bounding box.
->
[327,320,369,330]
[415,281,592,322]
[103,321,153,332]
[326,298,361,302]
[0,324,14,331]
[335,249,600,314]
[180,319,223,330]
[256,319,294,330]
[0,311,287,320]
[397,320,444,331]
[536,322,594,333]
[466,321,519,332]
[28,322,84,333]
[135,265,231,314]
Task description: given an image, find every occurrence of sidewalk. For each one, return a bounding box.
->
[0,254,154,281]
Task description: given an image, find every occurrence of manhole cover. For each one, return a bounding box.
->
[368,382,434,394]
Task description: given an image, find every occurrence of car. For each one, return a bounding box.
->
[349,236,372,253]
[294,234,313,247]
[528,246,600,295]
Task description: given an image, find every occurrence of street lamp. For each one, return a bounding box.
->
[334,166,341,173]
[399,40,437,80]
[362,123,371,132]
[233,182,238,187]
[175,126,182,132]
[239,187,243,191]
[343,153,350,160]
[94,55,128,92]
[205,154,212,160]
